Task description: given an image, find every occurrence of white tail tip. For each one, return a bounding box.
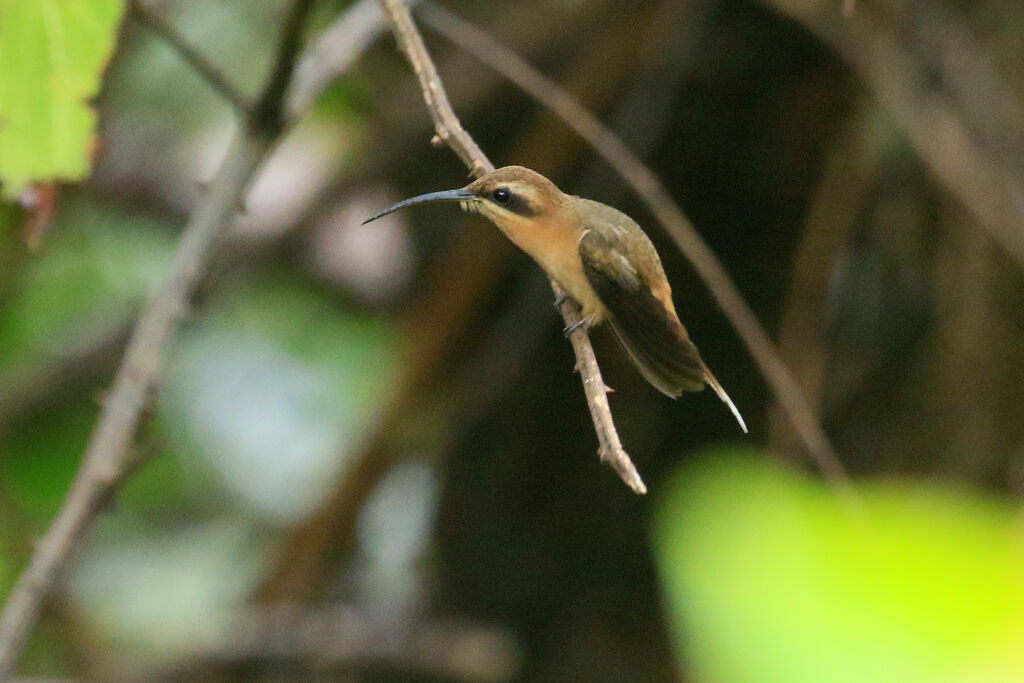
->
[703,365,748,433]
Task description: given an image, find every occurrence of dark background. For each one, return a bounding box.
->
[2,0,1023,680]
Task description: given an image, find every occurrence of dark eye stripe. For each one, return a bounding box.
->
[501,193,535,217]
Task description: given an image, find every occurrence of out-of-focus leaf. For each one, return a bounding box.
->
[160,275,402,522]
[0,200,25,291]
[3,400,95,524]
[0,196,175,377]
[4,401,193,524]
[652,451,1024,683]
[0,1,124,197]
[0,538,8,593]
[68,519,267,659]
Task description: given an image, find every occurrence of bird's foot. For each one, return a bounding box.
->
[563,317,589,338]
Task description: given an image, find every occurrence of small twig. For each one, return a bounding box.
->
[250,0,317,137]
[287,0,413,120]
[127,0,252,114]
[556,289,646,494]
[0,0,349,676]
[418,2,856,498]
[377,0,491,178]
[376,0,646,493]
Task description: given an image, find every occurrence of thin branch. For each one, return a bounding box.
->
[892,0,1024,182]
[251,0,317,136]
[376,0,646,494]
[127,0,252,114]
[557,289,646,493]
[287,0,414,120]
[376,0,491,178]
[758,0,1024,269]
[0,122,271,683]
[417,2,857,497]
[769,105,882,456]
[0,0,366,675]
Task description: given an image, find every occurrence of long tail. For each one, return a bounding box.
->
[606,314,748,433]
[702,362,747,433]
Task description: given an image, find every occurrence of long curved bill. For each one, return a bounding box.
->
[362,188,478,224]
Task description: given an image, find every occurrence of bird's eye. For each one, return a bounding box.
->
[492,187,511,205]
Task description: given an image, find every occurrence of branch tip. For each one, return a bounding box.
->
[376,0,643,492]
[420,1,858,496]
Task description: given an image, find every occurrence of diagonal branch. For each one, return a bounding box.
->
[287,0,412,119]
[127,0,252,114]
[0,0,382,676]
[377,0,491,179]
[0,107,271,683]
[250,0,317,136]
[417,2,857,498]
[376,0,646,494]
[759,0,1024,269]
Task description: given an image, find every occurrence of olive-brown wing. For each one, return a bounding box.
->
[578,227,705,396]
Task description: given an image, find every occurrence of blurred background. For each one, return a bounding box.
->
[2,0,1024,680]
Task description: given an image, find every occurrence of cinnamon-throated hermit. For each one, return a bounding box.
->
[364,166,746,432]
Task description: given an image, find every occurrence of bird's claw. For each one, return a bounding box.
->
[563,318,588,338]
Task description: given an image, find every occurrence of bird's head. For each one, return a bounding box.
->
[362,166,568,228]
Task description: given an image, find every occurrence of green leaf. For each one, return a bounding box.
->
[0,0,125,197]
[653,451,1024,683]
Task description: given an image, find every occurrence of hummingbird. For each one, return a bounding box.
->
[364,166,746,432]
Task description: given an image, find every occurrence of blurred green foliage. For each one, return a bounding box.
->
[0,195,176,529]
[0,191,403,660]
[0,196,175,375]
[654,451,1024,682]
[0,1,124,197]
[0,0,406,668]
[2,0,1023,678]
[160,274,402,522]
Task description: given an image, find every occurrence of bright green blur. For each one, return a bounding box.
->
[653,451,1024,683]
